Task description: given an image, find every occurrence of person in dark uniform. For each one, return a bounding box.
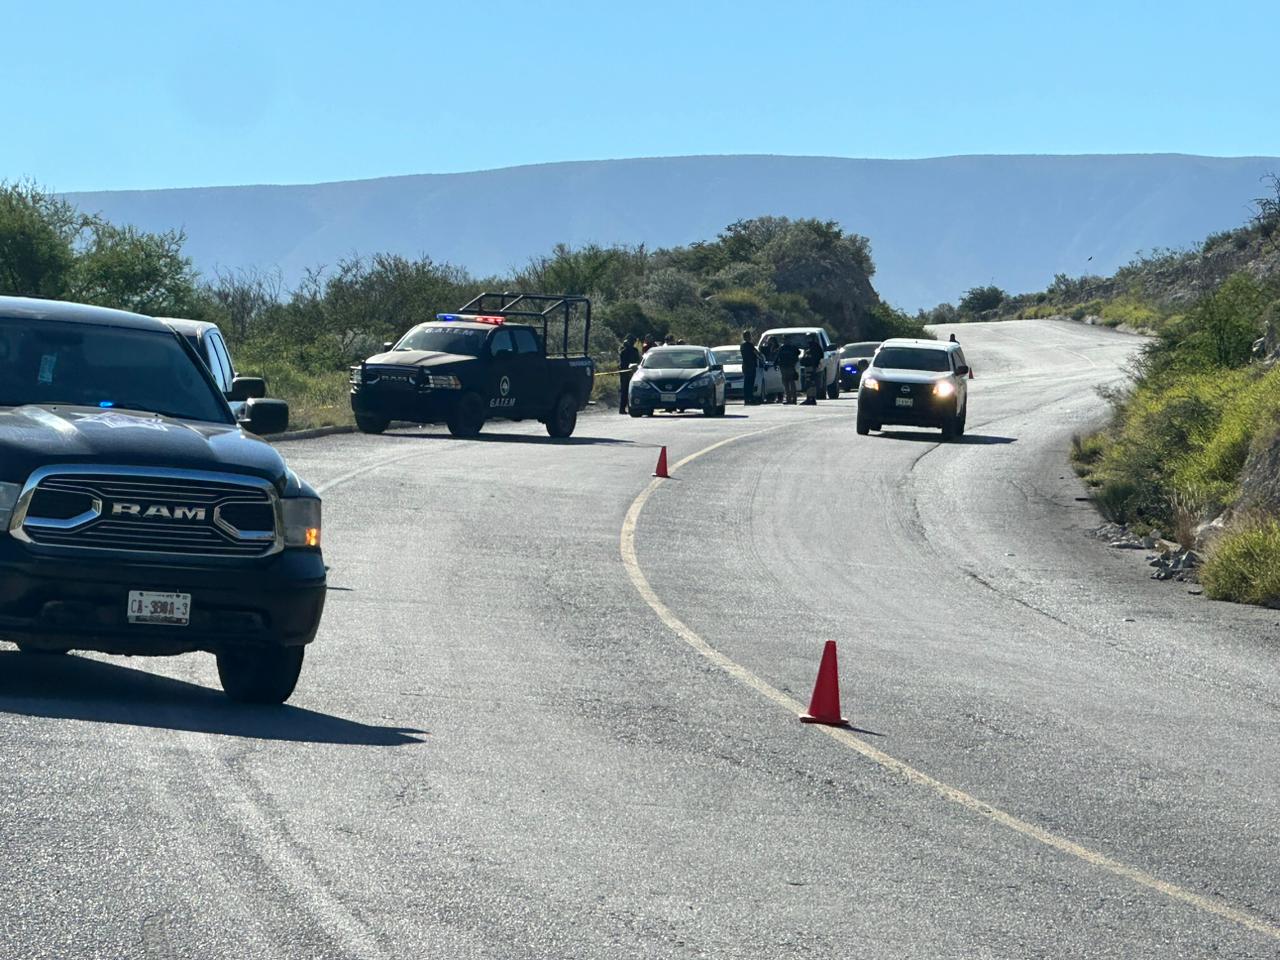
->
[739,329,760,405]
[618,335,640,414]
[777,338,800,404]
[802,334,823,405]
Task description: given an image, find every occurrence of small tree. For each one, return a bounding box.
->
[959,284,1006,315]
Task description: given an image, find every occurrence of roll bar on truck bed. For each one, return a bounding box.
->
[454,292,592,358]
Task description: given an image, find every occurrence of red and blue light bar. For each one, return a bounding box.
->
[436,313,506,325]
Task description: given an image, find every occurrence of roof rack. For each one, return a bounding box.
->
[454,292,592,358]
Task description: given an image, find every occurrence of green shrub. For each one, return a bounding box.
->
[1202,517,1280,605]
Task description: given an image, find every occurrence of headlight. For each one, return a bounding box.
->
[282,498,321,549]
[425,374,461,390]
[933,380,956,398]
[686,374,713,389]
[843,365,855,372]
[349,365,364,385]
[862,377,879,391]
[0,482,19,529]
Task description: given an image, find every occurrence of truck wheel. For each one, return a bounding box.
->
[546,393,578,438]
[957,407,967,436]
[941,414,959,440]
[629,409,644,418]
[216,646,305,704]
[827,377,840,400]
[447,393,486,438]
[355,412,389,435]
[856,410,872,435]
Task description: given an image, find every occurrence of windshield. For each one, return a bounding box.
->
[0,317,232,422]
[841,343,879,358]
[394,324,487,356]
[642,348,708,370]
[711,348,741,365]
[872,346,951,372]
[763,332,822,349]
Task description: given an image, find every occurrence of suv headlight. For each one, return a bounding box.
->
[282,498,321,549]
[862,376,880,391]
[0,482,19,529]
[933,380,956,398]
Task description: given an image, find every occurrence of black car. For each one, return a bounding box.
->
[0,297,325,703]
[350,293,595,438]
[838,341,881,391]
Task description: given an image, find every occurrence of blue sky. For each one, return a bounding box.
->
[4,0,1277,191]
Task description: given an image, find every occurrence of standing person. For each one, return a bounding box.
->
[777,337,800,404]
[739,329,760,405]
[618,334,641,414]
[802,334,823,405]
[643,336,656,354]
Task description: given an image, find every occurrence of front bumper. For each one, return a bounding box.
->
[351,385,458,423]
[0,539,326,655]
[629,382,715,411]
[860,390,955,427]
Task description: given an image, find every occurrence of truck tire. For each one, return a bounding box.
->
[447,393,486,438]
[826,374,840,400]
[355,412,389,435]
[216,646,305,704]
[546,393,578,438]
[941,413,959,440]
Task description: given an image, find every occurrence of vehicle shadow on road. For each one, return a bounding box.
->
[878,431,1017,445]
[387,430,635,446]
[0,652,425,746]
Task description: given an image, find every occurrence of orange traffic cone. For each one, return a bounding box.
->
[799,640,850,727]
[652,446,670,478]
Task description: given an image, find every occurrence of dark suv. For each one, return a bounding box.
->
[856,338,970,438]
[0,297,325,703]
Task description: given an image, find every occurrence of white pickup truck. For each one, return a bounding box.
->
[757,326,842,399]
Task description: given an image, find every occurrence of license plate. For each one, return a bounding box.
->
[895,397,914,408]
[127,591,191,626]
[660,392,678,402]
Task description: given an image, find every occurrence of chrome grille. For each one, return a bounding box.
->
[12,467,280,558]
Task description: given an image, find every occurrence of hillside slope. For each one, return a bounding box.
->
[65,154,1280,310]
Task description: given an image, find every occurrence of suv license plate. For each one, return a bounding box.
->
[895,397,914,408]
[660,392,678,402]
[128,591,191,626]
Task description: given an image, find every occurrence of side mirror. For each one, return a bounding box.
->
[710,364,723,372]
[857,358,871,372]
[240,397,289,435]
[955,364,970,377]
[382,341,395,352]
[228,376,267,402]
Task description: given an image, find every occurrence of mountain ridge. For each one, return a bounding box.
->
[64,154,1280,309]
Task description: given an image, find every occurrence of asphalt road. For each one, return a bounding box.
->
[2,320,1278,959]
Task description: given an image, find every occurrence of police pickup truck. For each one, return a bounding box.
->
[350,293,595,438]
[0,297,325,704]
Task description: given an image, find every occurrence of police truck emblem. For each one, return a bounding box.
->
[500,375,511,397]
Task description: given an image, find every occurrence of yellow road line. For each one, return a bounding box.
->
[619,430,1280,943]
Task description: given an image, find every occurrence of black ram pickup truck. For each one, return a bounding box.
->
[350,293,595,438]
[0,297,325,704]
